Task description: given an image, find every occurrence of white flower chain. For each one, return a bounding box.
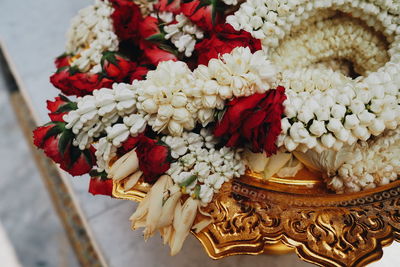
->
[328,128,400,193]
[227,0,399,49]
[63,83,139,150]
[163,129,245,204]
[66,0,118,72]
[164,14,204,57]
[270,17,390,75]
[135,47,276,136]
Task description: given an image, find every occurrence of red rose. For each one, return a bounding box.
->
[46,95,76,122]
[110,0,142,41]
[129,65,149,82]
[135,136,171,184]
[101,52,135,82]
[118,133,144,156]
[55,54,71,69]
[181,0,220,31]
[140,41,178,65]
[88,177,113,196]
[154,0,181,14]
[50,68,114,97]
[33,122,96,176]
[195,23,262,65]
[214,86,287,156]
[139,16,161,39]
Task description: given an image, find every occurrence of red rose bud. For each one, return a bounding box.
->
[195,23,262,65]
[135,136,171,184]
[214,86,287,156]
[50,68,113,97]
[59,146,96,176]
[154,0,181,14]
[88,177,114,197]
[140,41,178,65]
[55,53,72,69]
[33,122,95,176]
[129,65,149,82]
[139,16,161,39]
[110,0,143,41]
[101,52,134,82]
[46,95,77,122]
[181,0,222,31]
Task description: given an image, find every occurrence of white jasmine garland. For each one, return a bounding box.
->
[66,0,118,72]
[164,14,204,57]
[134,61,216,136]
[328,128,400,193]
[64,83,139,150]
[228,0,399,49]
[195,46,277,99]
[163,129,245,204]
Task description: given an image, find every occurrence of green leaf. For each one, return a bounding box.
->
[167,0,174,4]
[193,184,201,199]
[89,170,108,180]
[101,51,119,66]
[43,124,63,141]
[179,175,197,188]
[146,33,166,43]
[58,130,73,155]
[58,94,71,102]
[56,102,78,113]
[68,146,82,169]
[68,66,81,75]
[82,149,94,166]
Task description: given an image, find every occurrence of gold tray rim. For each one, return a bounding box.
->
[112,177,400,266]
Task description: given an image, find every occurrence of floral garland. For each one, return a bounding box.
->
[33,0,400,256]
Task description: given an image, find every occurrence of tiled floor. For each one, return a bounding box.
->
[0,67,79,266]
[0,1,399,267]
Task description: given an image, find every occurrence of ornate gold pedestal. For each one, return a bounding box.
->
[113,169,400,267]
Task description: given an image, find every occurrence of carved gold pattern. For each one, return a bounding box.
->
[113,174,400,267]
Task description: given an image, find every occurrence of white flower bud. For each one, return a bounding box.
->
[158,105,174,120]
[321,133,336,148]
[327,118,343,133]
[315,107,330,121]
[344,114,360,130]
[350,99,365,114]
[309,120,327,137]
[297,107,314,123]
[168,120,183,136]
[368,119,385,135]
[173,108,190,123]
[281,118,291,134]
[335,128,350,142]
[352,126,370,141]
[284,137,298,151]
[198,109,214,126]
[142,99,158,114]
[171,93,188,108]
[331,104,346,119]
[357,110,375,125]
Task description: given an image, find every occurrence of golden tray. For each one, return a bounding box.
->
[112,169,400,267]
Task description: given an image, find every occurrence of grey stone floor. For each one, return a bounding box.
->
[0,0,399,266]
[0,72,79,266]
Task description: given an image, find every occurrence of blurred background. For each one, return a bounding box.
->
[0,0,399,266]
